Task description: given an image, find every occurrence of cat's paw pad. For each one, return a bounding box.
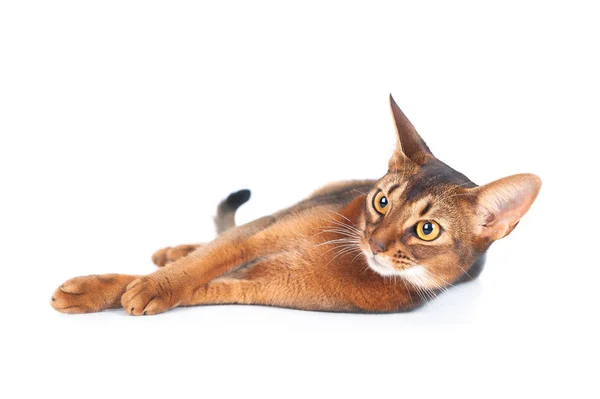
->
[121,276,175,316]
[151,245,199,267]
[51,275,115,314]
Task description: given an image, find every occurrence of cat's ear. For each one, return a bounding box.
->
[389,94,434,166]
[470,174,542,241]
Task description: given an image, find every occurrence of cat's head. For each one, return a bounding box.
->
[359,95,541,288]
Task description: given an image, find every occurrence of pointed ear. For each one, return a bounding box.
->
[389,94,434,166]
[471,174,542,241]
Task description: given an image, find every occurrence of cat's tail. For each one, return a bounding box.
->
[214,189,251,235]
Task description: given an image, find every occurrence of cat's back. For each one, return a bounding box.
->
[285,179,375,214]
[232,180,373,241]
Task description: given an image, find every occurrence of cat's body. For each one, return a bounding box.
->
[51,96,541,315]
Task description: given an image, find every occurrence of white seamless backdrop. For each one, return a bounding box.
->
[1,1,598,398]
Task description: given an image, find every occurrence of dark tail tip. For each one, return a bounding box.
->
[225,189,251,210]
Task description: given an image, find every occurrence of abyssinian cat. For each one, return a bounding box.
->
[51,96,541,315]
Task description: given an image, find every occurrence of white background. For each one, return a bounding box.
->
[1,1,598,398]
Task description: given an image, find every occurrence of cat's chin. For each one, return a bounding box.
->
[365,253,425,280]
[365,254,399,276]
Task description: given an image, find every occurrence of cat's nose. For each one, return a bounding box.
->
[369,238,387,254]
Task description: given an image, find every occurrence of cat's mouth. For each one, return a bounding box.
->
[364,253,402,276]
[363,251,424,280]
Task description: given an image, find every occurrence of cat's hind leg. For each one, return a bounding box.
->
[151,244,202,267]
[51,274,138,314]
[150,189,251,267]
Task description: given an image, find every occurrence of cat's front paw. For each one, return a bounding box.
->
[121,275,177,315]
[51,274,132,314]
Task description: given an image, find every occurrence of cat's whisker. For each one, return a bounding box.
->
[319,231,360,240]
[310,229,353,239]
[323,241,358,254]
[400,278,414,306]
[318,239,361,247]
[414,286,427,304]
[419,273,445,292]
[331,247,362,262]
[315,219,363,239]
[317,229,360,239]
[323,229,361,240]
[313,217,366,265]
[453,263,472,280]
[317,228,361,239]
[311,214,362,237]
[320,243,361,255]
[316,236,358,243]
[328,248,360,261]
[319,238,361,253]
[326,219,363,235]
[327,245,362,265]
[425,272,455,289]
[402,271,440,303]
[417,279,435,301]
[323,209,356,226]
[310,217,363,241]
[350,251,365,264]
[417,274,454,313]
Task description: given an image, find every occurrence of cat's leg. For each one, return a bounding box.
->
[149,189,252,267]
[151,244,203,267]
[187,266,411,312]
[185,253,313,309]
[121,247,414,314]
[120,217,303,315]
[187,277,332,310]
[121,249,265,315]
[50,244,202,313]
[51,274,138,314]
[150,212,277,268]
[187,272,354,312]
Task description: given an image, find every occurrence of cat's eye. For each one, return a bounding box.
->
[415,220,441,241]
[373,190,389,215]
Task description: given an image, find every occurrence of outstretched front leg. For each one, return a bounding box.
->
[120,216,314,315]
[119,199,376,315]
[121,240,274,315]
[49,211,281,315]
[121,254,348,314]
[51,274,138,314]
[165,255,414,313]
[121,238,415,314]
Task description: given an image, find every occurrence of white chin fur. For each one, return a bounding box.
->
[365,253,427,281]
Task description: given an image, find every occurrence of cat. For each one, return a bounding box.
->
[50,95,541,315]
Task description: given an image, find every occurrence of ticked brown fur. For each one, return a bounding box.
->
[51,96,541,315]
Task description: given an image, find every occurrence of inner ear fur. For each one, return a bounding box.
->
[388,94,435,167]
[471,173,542,241]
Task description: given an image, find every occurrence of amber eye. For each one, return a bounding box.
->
[416,220,441,241]
[373,190,389,215]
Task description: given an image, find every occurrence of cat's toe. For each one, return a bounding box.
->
[51,276,107,314]
[152,248,169,267]
[152,245,199,267]
[121,276,173,316]
[51,274,132,314]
